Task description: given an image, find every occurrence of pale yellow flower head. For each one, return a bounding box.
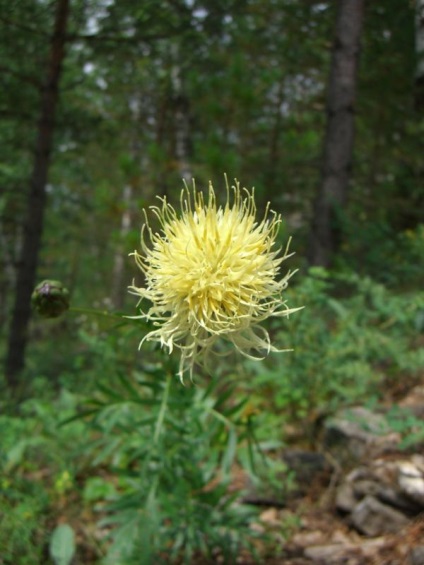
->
[129,178,299,381]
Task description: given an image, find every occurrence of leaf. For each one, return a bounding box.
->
[5,440,28,471]
[97,382,126,401]
[116,371,145,401]
[49,524,76,565]
[5,437,46,471]
[59,407,102,426]
[327,298,348,318]
[221,426,238,478]
[83,477,117,502]
[223,397,249,419]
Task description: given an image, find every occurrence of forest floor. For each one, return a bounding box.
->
[254,475,424,565]
[3,376,424,564]
[233,381,424,565]
[220,378,424,565]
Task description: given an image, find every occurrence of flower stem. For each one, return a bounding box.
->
[153,373,171,444]
[68,307,124,320]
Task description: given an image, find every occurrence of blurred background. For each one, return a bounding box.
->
[1,0,423,380]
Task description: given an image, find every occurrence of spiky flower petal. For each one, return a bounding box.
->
[129,178,299,380]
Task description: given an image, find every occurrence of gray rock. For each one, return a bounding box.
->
[323,407,400,462]
[332,406,390,433]
[398,461,424,507]
[303,538,387,563]
[336,482,357,513]
[281,449,331,494]
[350,495,409,536]
[408,546,424,565]
[411,455,424,474]
[377,484,422,514]
[303,543,354,562]
[336,473,421,516]
[282,450,331,481]
[352,479,380,498]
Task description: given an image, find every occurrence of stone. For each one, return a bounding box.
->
[350,495,409,536]
[371,458,398,483]
[398,461,424,507]
[336,482,357,513]
[346,466,373,482]
[292,530,325,547]
[336,467,421,517]
[259,507,280,526]
[303,538,387,563]
[411,455,424,474]
[323,407,400,462]
[303,543,353,562]
[282,449,331,484]
[377,484,422,514]
[352,479,381,498]
[330,530,352,544]
[408,546,424,565]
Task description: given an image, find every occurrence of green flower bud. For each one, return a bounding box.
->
[32,280,70,318]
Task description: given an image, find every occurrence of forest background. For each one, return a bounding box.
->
[0,0,423,564]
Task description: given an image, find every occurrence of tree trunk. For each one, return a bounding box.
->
[415,0,424,110]
[307,0,364,267]
[5,0,70,388]
[171,47,192,183]
[111,184,133,310]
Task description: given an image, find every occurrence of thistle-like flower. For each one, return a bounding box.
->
[129,178,299,380]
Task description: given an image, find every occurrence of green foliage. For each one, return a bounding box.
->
[242,268,424,439]
[341,222,424,287]
[72,358,260,564]
[1,265,423,563]
[0,390,97,564]
[385,407,424,450]
[83,477,117,503]
[0,480,50,565]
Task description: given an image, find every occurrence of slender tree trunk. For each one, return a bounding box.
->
[266,78,285,188]
[171,52,192,182]
[415,0,424,110]
[111,184,133,309]
[307,0,364,267]
[5,0,70,387]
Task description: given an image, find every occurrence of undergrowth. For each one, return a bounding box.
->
[1,268,423,564]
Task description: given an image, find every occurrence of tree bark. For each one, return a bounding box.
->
[415,0,424,110]
[111,184,133,310]
[172,69,192,182]
[5,0,70,387]
[307,0,364,267]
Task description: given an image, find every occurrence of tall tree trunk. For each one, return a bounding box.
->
[415,0,424,110]
[111,184,133,310]
[266,78,285,189]
[5,0,70,388]
[171,52,192,182]
[307,0,364,267]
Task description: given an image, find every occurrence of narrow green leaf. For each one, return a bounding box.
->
[221,426,238,477]
[116,371,144,401]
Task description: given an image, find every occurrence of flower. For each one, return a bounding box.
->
[129,178,299,380]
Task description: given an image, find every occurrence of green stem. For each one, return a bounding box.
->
[153,373,172,444]
[209,407,233,429]
[68,307,124,320]
[145,374,172,507]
